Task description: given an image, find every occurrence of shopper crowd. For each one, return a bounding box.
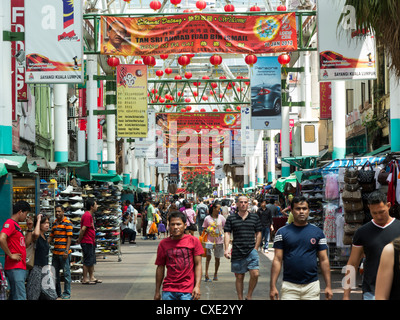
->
[2,190,400,301]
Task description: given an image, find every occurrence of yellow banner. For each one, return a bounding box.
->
[116,64,148,137]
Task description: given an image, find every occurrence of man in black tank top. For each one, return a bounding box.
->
[343,191,400,300]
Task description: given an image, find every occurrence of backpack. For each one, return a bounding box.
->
[197,205,207,220]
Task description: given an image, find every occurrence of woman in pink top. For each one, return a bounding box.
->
[182,200,197,236]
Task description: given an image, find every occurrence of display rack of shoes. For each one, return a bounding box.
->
[83,183,122,262]
[55,184,85,281]
[39,181,57,222]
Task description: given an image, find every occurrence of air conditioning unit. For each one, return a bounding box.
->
[68,106,77,118]
[68,119,76,132]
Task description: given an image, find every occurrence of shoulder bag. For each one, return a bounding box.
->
[358,161,375,183]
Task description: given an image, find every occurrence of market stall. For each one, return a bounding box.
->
[297,156,387,269]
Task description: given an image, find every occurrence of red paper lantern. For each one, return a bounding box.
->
[159,97,165,103]
[134,59,143,64]
[150,0,162,11]
[143,56,156,67]
[178,55,190,68]
[196,0,206,10]
[186,106,192,111]
[193,81,201,87]
[212,108,219,112]
[107,56,120,67]
[224,4,235,12]
[211,82,218,89]
[175,75,182,80]
[236,106,241,111]
[278,53,291,65]
[184,72,192,79]
[250,5,260,11]
[210,54,223,67]
[193,91,198,97]
[184,98,191,103]
[156,70,164,77]
[160,54,169,60]
[202,96,208,101]
[166,104,172,109]
[277,4,286,11]
[245,54,258,67]
[170,0,181,7]
[200,108,206,112]
[226,108,232,112]
[202,75,209,80]
[181,108,186,112]
[165,67,173,75]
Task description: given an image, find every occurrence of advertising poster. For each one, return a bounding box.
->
[24,0,84,83]
[156,112,240,167]
[320,82,332,119]
[251,56,282,130]
[100,13,297,56]
[116,64,148,137]
[317,0,376,81]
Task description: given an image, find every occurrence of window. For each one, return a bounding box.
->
[346,89,354,114]
[304,125,315,143]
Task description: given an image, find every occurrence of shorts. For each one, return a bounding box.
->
[231,249,259,274]
[206,243,224,258]
[281,280,320,300]
[81,243,96,267]
[162,291,193,300]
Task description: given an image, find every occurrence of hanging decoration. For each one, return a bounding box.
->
[184,72,192,79]
[196,0,207,11]
[210,54,223,75]
[150,0,162,11]
[277,53,291,65]
[160,54,169,60]
[156,70,164,77]
[249,5,260,11]
[170,0,181,7]
[277,4,287,11]
[107,56,120,68]
[143,56,156,67]
[175,75,182,80]
[165,67,173,75]
[177,55,191,70]
[224,4,235,12]
[245,54,257,67]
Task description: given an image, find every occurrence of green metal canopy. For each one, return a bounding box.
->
[274,175,297,193]
[281,156,318,169]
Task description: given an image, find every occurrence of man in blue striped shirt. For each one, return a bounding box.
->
[224,196,262,300]
[270,196,332,300]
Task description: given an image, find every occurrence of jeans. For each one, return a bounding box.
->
[162,291,193,300]
[261,227,271,250]
[363,292,375,300]
[5,268,27,300]
[52,254,71,297]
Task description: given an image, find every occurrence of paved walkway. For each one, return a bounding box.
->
[68,235,362,300]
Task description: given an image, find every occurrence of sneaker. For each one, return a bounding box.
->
[70,195,83,201]
[71,202,83,209]
[72,209,85,215]
[61,186,74,194]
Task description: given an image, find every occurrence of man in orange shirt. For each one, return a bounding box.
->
[49,205,73,299]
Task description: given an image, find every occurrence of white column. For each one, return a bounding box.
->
[390,71,400,152]
[301,52,312,121]
[53,84,69,162]
[332,81,346,159]
[0,1,12,154]
[268,130,276,182]
[106,80,116,174]
[86,54,98,173]
[281,106,290,177]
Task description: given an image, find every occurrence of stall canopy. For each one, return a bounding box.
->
[281,156,319,169]
[80,173,122,183]
[0,155,37,175]
[274,175,297,193]
[57,161,91,180]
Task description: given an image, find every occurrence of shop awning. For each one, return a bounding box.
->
[321,156,385,173]
[57,161,91,180]
[281,156,319,169]
[274,175,297,193]
[364,145,391,156]
[0,155,36,173]
[86,173,122,183]
[0,163,8,178]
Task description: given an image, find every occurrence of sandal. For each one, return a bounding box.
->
[93,278,103,283]
[82,281,96,285]
[213,276,218,281]
[204,277,212,282]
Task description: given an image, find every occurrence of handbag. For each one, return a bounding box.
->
[343,200,364,212]
[378,169,390,185]
[344,166,358,178]
[359,161,375,183]
[344,176,358,184]
[342,189,362,202]
[26,242,35,270]
[360,181,375,193]
[344,223,362,235]
[187,222,197,232]
[344,211,365,223]
[344,183,360,192]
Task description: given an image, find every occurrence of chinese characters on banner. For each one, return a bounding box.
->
[116,64,148,137]
[100,13,297,56]
[320,82,332,119]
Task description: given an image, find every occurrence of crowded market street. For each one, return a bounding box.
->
[68,235,362,300]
